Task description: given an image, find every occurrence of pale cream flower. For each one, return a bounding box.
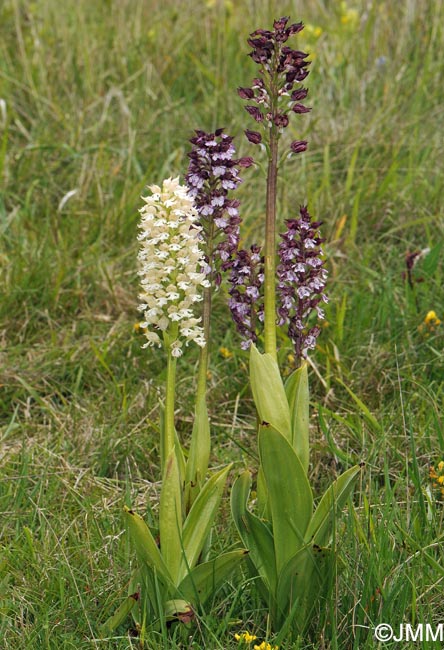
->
[137,177,209,356]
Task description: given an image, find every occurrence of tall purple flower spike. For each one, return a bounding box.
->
[186,129,253,285]
[228,245,264,349]
[238,16,311,153]
[277,206,328,358]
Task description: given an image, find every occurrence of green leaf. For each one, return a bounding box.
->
[230,471,277,593]
[256,465,269,519]
[159,449,183,584]
[179,464,231,582]
[259,426,313,573]
[305,464,362,546]
[275,544,333,635]
[178,550,248,606]
[164,599,194,622]
[99,593,139,635]
[185,394,210,509]
[124,507,171,582]
[285,362,309,473]
[250,344,291,440]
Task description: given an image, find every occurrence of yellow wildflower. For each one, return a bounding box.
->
[340,2,359,27]
[235,631,257,643]
[253,643,279,650]
[425,311,441,326]
[419,311,441,335]
[304,24,323,38]
[219,346,233,359]
[430,461,444,497]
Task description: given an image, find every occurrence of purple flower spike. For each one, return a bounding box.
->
[186,129,246,276]
[239,16,311,151]
[277,206,328,359]
[228,245,264,348]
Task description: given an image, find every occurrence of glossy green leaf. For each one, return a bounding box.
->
[185,394,210,509]
[250,344,291,440]
[259,426,313,573]
[124,507,171,582]
[178,550,248,605]
[231,471,277,593]
[305,464,362,546]
[179,464,231,581]
[159,449,183,584]
[285,362,309,473]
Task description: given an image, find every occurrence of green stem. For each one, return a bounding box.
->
[163,346,177,474]
[197,286,211,399]
[264,132,278,360]
[197,219,215,399]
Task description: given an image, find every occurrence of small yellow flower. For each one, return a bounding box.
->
[430,461,444,497]
[253,643,279,650]
[425,310,441,326]
[304,24,323,38]
[235,631,257,644]
[419,310,441,335]
[219,346,233,359]
[340,2,359,27]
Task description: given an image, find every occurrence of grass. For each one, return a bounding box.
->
[1,0,443,647]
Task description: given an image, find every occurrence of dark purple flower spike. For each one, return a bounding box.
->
[277,206,328,358]
[228,245,264,349]
[238,16,311,152]
[186,129,253,284]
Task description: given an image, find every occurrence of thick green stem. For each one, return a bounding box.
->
[163,347,177,474]
[264,133,279,360]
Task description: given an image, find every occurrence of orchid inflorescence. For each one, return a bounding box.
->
[137,177,209,357]
[239,16,311,153]
[228,245,264,349]
[277,206,328,358]
[186,128,253,285]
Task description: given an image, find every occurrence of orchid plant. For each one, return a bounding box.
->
[229,17,362,636]
[101,177,247,635]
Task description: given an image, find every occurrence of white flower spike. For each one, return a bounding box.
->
[138,177,209,356]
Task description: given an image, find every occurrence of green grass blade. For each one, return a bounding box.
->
[305,464,362,546]
[336,378,382,433]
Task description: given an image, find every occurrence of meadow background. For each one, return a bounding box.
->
[1,0,443,648]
